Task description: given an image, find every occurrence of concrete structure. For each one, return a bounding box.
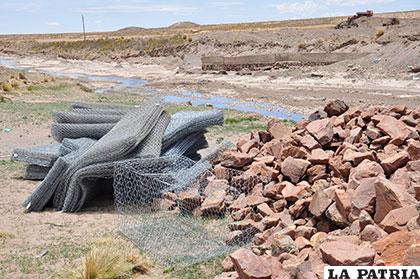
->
[202,53,370,71]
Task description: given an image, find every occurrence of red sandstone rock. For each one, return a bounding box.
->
[380,151,409,175]
[308,148,329,164]
[239,139,259,154]
[360,224,388,242]
[230,248,272,279]
[222,151,254,168]
[308,190,332,218]
[373,230,420,266]
[268,120,292,139]
[324,100,349,117]
[281,157,311,183]
[374,178,417,223]
[257,203,275,217]
[306,118,334,146]
[334,189,352,220]
[300,134,321,150]
[377,115,411,146]
[407,140,420,161]
[379,205,419,233]
[319,241,375,265]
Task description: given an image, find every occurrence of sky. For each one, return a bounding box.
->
[1,0,419,34]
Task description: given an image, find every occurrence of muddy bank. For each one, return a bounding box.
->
[0,55,307,121]
[1,54,419,118]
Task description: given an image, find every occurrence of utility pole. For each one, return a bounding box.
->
[81,15,86,40]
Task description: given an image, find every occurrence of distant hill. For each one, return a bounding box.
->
[168,21,200,29]
[117,26,146,32]
[115,26,146,35]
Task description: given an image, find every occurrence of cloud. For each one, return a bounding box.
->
[1,0,45,12]
[46,21,60,26]
[210,1,243,6]
[210,1,244,11]
[325,0,395,6]
[276,1,319,14]
[81,4,197,14]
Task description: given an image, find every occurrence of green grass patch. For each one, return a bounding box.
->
[46,241,90,263]
[281,119,296,126]
[2,241,90,277]
[0,101,69,124]
[17,255,36,274]
[218,115,266,134]
[29,82,71,93]
[225,116,259,125]
[0,160,26,172]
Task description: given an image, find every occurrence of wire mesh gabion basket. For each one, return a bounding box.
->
[113,154,256,268]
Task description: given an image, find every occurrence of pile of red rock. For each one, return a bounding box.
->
[206,100,419,279]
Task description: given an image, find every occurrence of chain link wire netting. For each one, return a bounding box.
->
[53,111,122,124]
[17,98,226,213]
[7,96,263,267]
[11,143,62,167]
[113,142,259,268]
[24,164,51,180]
[51,123,115,142]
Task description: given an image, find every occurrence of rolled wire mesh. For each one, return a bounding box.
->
[24,165,51,180]
[53,111,122,124]
[51,109,223,144]
[176,134,209,161]
[11,143,62,167]
[55,99,165,211]
[23,138,97,212]
[72,107,131,115]
[51,123,115,142]
[162,110,224,149]
[20,100,225,213]
[71,102,134,110]
[23,98,164,212]
[59,138,98,155]
[61,111,171,212]
[163,132,207,156]
[114,143,256,268]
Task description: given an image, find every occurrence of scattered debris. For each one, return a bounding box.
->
[409,66,420,73]
[383,17,400,26]
[36,249,49,259]
[336,10,373,29]
[310,73,324,78]
[373,57,382,64]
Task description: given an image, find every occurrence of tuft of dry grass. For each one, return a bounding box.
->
[298,42,308,50]
[18,72,27,80]
[64,238,151,279]
[1,81,12,92]
[143,33,190,55]
[0,230,15,238]
[11,80,19,89]
[376,28,385,39]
